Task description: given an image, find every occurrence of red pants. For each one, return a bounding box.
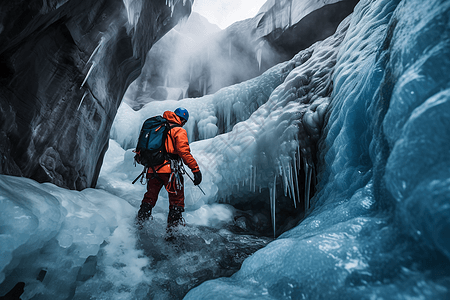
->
[142,173,184,210]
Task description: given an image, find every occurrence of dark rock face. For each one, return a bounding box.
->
[256,0,360,58]
[0,0,192,189]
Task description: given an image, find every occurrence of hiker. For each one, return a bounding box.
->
[136,107,202,230]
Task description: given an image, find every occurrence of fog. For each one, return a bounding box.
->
[124,11,286,110]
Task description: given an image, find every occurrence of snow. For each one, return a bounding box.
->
[0,175,144,299]
[2,0,450,298]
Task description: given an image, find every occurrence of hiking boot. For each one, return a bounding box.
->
[167,206,185,228]
[136,202,153,226]
[166,206,185,239]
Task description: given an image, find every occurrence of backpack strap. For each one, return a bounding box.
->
[164,123,182,160]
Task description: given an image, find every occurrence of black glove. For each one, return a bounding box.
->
[193,170,202,185]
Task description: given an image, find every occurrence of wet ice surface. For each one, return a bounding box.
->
[136,219,271,299]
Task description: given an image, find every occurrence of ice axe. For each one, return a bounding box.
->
[185,171,206,195]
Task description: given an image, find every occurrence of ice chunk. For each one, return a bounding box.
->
[0,175,143,299]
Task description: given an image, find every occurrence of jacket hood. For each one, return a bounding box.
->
[163,111,183,125]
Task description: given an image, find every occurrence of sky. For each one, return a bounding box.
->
[192,0,268,29]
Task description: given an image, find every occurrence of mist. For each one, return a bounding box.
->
[123,11,286,110]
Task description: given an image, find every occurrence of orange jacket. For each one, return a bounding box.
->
[149,111,200,173]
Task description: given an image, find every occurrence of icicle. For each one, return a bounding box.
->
[123,0,142,27]
[143,80,147,91]
[289,164,294,201]
[80,62,96,88]
[304,157,308,210]
[307,166,312,209]
[304,158,312,211]
[249,165,253,192]
[77,91,88,111]
[253,165,257,192]
[281,159,288,197]
[282,158,292,199]
[166,0,175,17]
[286,168,291,199]
[203,78,207,95]
[289,159,297,208]
[269,174,277,237]
[269,186,273,221]
[86,40,102,66]
[256,48,262,71]
[285,164,289,197]
[293,152,300,207]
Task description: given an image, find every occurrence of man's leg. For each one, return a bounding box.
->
[137,173,167,224]
[167,175,185,229]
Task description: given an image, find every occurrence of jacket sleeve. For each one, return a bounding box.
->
[172,127,200,172]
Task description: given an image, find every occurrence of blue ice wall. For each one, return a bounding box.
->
[185,0,450,298]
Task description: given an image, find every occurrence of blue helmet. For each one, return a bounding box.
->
[174,107,189,122]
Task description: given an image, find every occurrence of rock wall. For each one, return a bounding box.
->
[0,0,192,189]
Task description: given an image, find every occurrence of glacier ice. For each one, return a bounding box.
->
[2,0,450,299]
[185,0,450,299]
